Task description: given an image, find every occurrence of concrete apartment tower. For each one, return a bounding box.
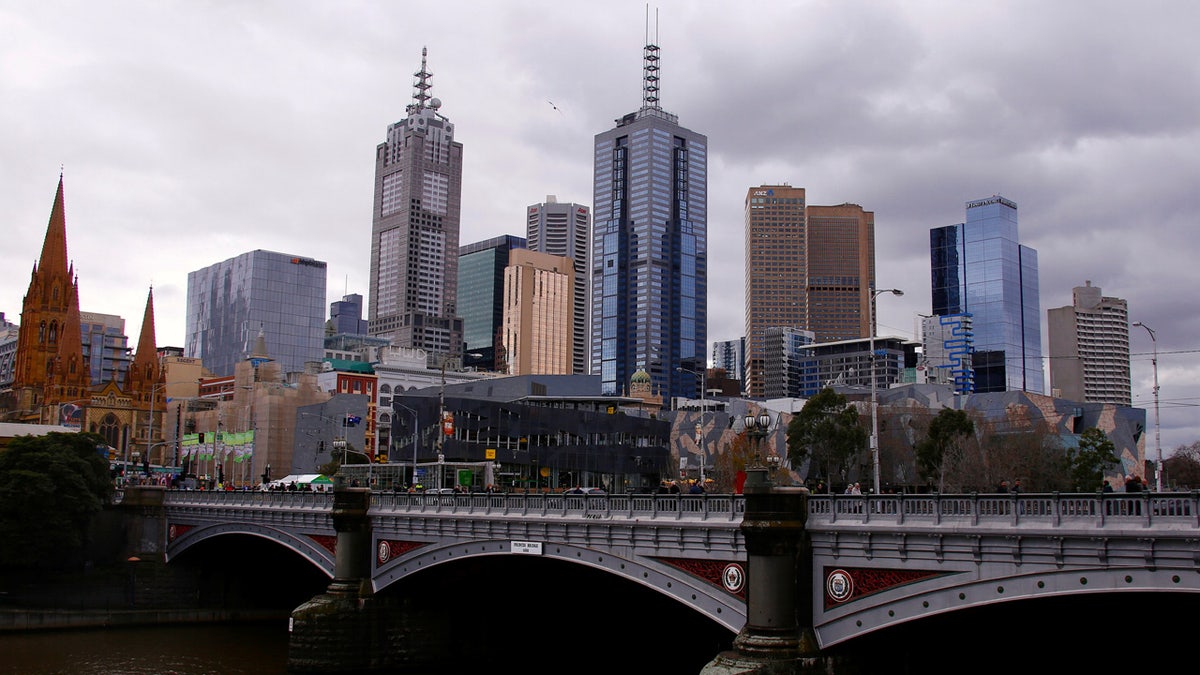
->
[527,196,591,375]
[1047,281,1130,405]
[368,48,464,365]
[592,25,707,402]
[503,249,575,375]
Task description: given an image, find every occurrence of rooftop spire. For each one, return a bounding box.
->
[642,6,660,110]
[409,47,433,112]
[38,174,69,280]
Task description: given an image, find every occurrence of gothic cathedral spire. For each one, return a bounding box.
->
[9,176,90,421]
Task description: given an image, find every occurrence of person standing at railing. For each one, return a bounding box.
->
[1012,479,1022,495]
[1102,480,1114,493]
[997,480,1009,493]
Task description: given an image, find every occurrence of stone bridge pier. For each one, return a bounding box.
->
[702,469,845,675]
[287,484,450,673]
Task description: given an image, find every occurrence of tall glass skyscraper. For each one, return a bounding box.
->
[185,250,327,378]
[368,48,463,363]
[591,36,707,402]
[458,235,527,371]
[930,195,1043,393]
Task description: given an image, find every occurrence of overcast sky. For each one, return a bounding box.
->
[3,1,1198,455]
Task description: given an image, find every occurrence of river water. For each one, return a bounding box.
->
[0,622,290,675]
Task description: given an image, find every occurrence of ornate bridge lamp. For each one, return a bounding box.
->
[743,411,775,491]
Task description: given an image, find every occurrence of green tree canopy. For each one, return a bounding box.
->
[786,388,867,488]
[0,431,114,569]
[915,408,976,492]
[1067,427,1120,492]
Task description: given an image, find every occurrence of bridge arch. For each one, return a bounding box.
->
[167,522,336,578]
[372,538,745,632]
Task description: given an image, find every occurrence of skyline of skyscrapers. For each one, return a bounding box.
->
[527,196,591,375]
[367,48,464,364]
[1047,281,1131,406]
[184,249,327,378]
[930,195,1044,394]
[591,37,708,402]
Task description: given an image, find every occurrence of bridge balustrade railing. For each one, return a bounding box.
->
[162,489,334,510]
[808,491,1200,529]
[370,492,745,522]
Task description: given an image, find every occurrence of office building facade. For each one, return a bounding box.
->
[744,185,875,397]
[712,338,745,386]
[1047,281,1130,405]
[79,312,132,387]
[527,196,591,375]
[458,235,527,371]
[368,49,464,363]
[503,249,574,376]
[185,250,327,378]
[329,294,369,336]
[762,326,817,400]
[592,37,707,402]
[931,195,1043,394]
[920,313,976,394]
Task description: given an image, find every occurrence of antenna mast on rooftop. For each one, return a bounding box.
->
[642,6,660,111]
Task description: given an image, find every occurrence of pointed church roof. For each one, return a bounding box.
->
[37,174,69,280]
[247,324,273,370]
[134,287,158,359]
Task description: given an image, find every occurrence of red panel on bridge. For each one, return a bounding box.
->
[823,566,954,609]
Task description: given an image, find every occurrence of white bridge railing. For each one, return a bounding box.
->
[161,490,745,522]
[806,491,1200,529]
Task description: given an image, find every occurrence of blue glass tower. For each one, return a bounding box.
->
[591,35,707,402]
[930,196,1042,393]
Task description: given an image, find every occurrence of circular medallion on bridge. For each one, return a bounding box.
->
[722,563,745,593]
[826,569,854,603]
[168,524,177,542]
[377,540,392,565]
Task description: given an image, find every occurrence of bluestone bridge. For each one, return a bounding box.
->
[143,485,1200,671]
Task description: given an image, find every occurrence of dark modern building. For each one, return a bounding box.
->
[329,293,369,336]
[591,34,707,403]
[368,48,463,364]
[458,235,527,372]
[930,195,1043,394]
[388,375,671,493]
[185,250,327,378]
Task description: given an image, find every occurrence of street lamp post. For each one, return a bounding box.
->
[435,353,481,492]
[870,288,904,495]
[395,402,419,489]
[1133,321,1161,492]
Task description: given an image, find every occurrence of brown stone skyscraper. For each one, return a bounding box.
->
[743,185,875,397]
